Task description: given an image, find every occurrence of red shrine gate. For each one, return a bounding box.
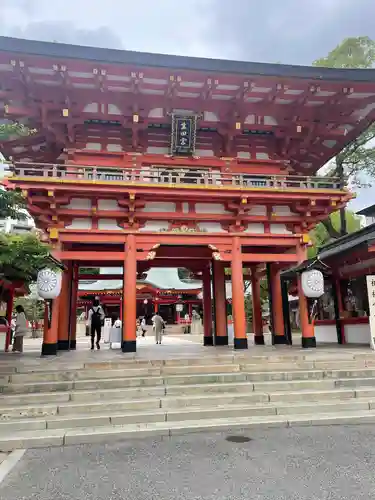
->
[1,36,374,354]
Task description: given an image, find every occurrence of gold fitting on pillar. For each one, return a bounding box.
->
[49,227,59,240]
[47,190,54,197]
[21,189,28,197]
[52,215,58,221]
[129,193,135,201]
[62,108,69,117]
[302,234,310,244]
[241,198,247,204]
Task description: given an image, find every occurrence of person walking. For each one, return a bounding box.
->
[141,317,147,337]
[88,298,105,350]
[152,312,164,345]
[12,305,29,353]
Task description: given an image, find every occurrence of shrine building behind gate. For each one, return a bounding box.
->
[1,36,375,354]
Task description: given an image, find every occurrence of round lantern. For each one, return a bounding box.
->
[301,270,324,298]
[37,268,62,299]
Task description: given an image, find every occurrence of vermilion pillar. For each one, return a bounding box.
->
[69,263,79,350]
[202,265,213,346]
[213,260,228,345]
[57,261,72,350]
[333,277,345,344]
[231,237,247,349]
[251,270,264,345]
[270,264,286,344]
[298,276,316,348]
[122,234,137,352]
[41,296,60,356]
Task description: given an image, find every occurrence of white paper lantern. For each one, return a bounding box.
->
[301,270,324,298]
[37,268,62,299]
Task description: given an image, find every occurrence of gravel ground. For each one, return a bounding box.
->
[1,425,375,499]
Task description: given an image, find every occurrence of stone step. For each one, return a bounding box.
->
[0,398,372,433]
[4,376,375,409]
[5,367,375,395]
[2,408,375,451]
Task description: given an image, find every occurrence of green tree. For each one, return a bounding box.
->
[14,293,45,338]
[308,209,363,258]
[0,188,27,220]
[313,36,375,236]
[0,122,37,141]
[0,232,52,284]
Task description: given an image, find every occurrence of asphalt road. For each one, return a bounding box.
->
[1,425,375,500]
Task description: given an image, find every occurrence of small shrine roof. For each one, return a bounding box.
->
[78,267,202,293]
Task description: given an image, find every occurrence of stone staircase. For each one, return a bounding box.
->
[2,352,375,450]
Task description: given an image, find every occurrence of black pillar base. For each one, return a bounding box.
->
[122,340,137,353]
[70,339,77,350]
[57,339,70,350]
[274,335,288,345]
[234,337,248,350]
[41,343,57,356]
[302,336,317,348]
[203,336,214,346]
[254,335,265,345]
[215,335,228,346]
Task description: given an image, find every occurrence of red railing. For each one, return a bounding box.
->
[9,162,344,191]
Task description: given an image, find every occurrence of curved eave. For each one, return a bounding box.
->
[1,36,375,83]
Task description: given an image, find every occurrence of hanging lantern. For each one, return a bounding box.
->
[301,270,324,298]
[37,268,62,299]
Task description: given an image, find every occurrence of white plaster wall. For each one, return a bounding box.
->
[204,111,219,121]
[98,219,121,230]
[83,103,98,112]
[256,152,270,159]
[139,221,170,232]
[248,205,267,216]
[148,108,164,118]
[108,104,122,115]
[85,142,101,150]
[147,146,169,154]
[244,223,265,234]
[197,222,226,233]
[237,152,251,159]
[66,218,92,229]
[272,205,294,215]
[315,325,338,343]
[345,324,370,345]
[182,203,189,213]
[141,202,176,213]
[63,198,91,209]
[106,144,123,152]
[98,199,120,210]
[195,203,230,214]
[195,149,214,157]
[270,224,292,235]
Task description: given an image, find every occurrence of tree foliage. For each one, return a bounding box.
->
[313,37,375,186]
[14,294,44,338]
[0,122,37,141]
[0,188,27,220]
[0,232,52,284]
[308,209,363,258]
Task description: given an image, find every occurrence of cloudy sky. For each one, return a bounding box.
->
[0,0,374,209]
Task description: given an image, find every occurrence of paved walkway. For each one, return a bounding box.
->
[1,425,375,499]
[0,333,373,374]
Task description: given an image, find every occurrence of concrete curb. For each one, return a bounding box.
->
[0,449,26,484]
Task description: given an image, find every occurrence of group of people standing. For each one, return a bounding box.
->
[86,297,166,349]
[0,305,29,353]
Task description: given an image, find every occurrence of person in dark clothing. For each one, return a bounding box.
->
[87,298,105,350]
